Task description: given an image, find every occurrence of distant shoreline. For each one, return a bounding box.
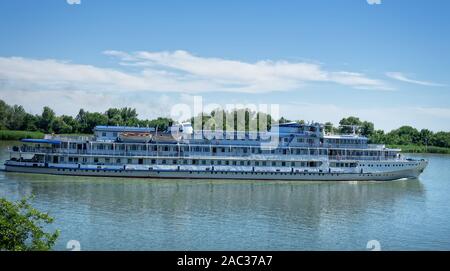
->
[387,144,450,155]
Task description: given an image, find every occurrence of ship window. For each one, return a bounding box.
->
[151,159,156,164]
[291,162,295,167]
[217,160,222,165]
[161,160,166,164]
[102,132,106,137]
[113,132,117,137]
[105,158,110,163]
[225,161,229,165]
[262,161,267,166]
[240,161,244,166]
[272,161,276,166]
[192,160,197,165]
[116,158,121,163]
[172,160,177,164]
[255,161,259,166]
[202,160,206,165]
[232,161,237,166]
[93,157,98,163]
[282,161,286,166]
[128,158,132,164]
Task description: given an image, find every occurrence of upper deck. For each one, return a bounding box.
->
[34,122,393,154]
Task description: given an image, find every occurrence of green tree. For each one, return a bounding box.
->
[0,100,10,129]
[106,108,123,126]
[386,126,420,145]
[368,129,385,144]
[431,131,450,148]
[324,122,334,134]
[85,112,108,133]
[75,109,88,133]
[22,114,39,131]
[51,117,72,134]
[0,197,59,251]
[120,107,138,125]
[339,116,362,134]
[38,106,56,133]
[418,129,433,146]
[360,121,375,137]
[6,105,28,130]
[61,115,79,133]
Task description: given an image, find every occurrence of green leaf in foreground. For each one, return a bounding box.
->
[0,197,60,251]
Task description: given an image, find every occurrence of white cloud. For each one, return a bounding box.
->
[67,0,81,5]
[386,72,445,87]
[105,50,391,91]
[0,51,390,97]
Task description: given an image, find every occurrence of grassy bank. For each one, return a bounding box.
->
[388,144,450,154]
[0,130,44,140]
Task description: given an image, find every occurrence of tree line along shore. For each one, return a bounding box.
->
[1,99,450,154]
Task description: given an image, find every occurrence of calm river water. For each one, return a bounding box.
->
[1,141,449,250]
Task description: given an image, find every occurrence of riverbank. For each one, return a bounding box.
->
[0,130,44,140]
[388,144,450,154]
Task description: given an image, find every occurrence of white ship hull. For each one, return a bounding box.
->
[6,123,429,182]
[4,160,427,181]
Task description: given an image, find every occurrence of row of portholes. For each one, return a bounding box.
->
[53,168,395,178]
[362,163,417,167]
[56,168,123,173]
[54,168,343,177]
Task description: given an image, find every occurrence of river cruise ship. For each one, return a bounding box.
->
[4,122,428,181]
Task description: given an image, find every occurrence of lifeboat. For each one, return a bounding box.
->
[118,132,152,143]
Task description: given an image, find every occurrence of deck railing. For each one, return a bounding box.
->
[44,134,94,141]
[11,146,398,161]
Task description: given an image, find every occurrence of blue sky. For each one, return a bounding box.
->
[0,0,449,131]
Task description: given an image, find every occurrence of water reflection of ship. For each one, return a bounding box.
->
[16,175,425,230]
